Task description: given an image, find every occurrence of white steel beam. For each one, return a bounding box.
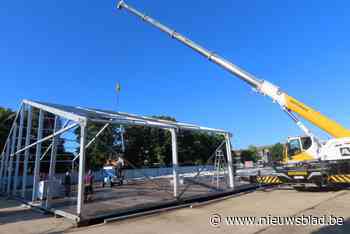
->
[0,151,4,190]
[7,124,18,194]
[170,128,179,198]
[79,107,228,134]
[40,120,70,161]
[89,117,228,135]
[13,107,25,195]
[225,134,235,189]
[32,110,44,202]
[46,116,59,208]
[77,123,87,217]
[21,100,229,136]
[13,123,78,157]
[1,103,23,156]
[23,99,84,123]
[1,140,11,192]
[22,105,32,198]
[72,123,110,164]
[0,143,9,191]
[0,103,23,191]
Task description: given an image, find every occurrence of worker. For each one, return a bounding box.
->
[84,170,94,202]
[64,170,72,197]
[116,156,125,185]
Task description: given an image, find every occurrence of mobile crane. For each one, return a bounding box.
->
[116,1,350,187]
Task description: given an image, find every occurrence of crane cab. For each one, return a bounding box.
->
[283,136,319,164]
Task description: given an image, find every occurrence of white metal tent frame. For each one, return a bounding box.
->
[0,99,234,222]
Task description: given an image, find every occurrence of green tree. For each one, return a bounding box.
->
[74,115,225,170]
[240,150,255,162]
[269,143,284,162]
[0,107,15,152]
[248,145,259,161]
[75,122,115,170]
[240,145,259,163]
[0,107,74,173]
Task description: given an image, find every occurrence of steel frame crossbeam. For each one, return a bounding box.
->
[0,99,233,223]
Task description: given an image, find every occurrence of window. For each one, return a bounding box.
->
[301,137,312,150]
[340,147,350,157]
[287,139,302,157]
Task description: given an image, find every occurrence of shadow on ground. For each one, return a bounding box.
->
[0,196,21,209]
[312,218,350,234]
[0,197,51,225]
[0,209,50,225]
[275,186,350,193]
[294,186,349,192]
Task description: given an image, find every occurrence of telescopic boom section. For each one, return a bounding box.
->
[117,0,261,88]
[117,1,350,139]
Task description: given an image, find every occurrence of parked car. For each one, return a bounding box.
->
[102,166,123,187]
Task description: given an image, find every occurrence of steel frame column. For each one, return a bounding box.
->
[0,104,24,192]
[14,123,77,157]
[72,123,109,165]
[32,110,44,202]
[0,103,23,157]
[0,151,4,190]
[40,120,70,161]
[22,105,32,198]
[0,141,9,190]
[170,128,179,198]
[46,116,59,208]
[0,142,9,191]
[13,107,25,195]
[1,140,11,192]
[7,124,18,194]
[225,134,235,189]
[77,122,87,217]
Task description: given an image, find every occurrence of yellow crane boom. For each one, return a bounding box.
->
[285,95,350,138]
[117,1,350,139]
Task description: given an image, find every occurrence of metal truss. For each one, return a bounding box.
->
[0,99,234,222]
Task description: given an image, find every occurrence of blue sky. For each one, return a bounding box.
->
[1,1,350,149]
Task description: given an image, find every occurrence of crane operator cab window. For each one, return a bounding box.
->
[301,137,312,150]
[287,136,312,158]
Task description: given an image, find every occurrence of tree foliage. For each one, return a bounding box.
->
[77,116,225,170]
[0,107,15,152]
[269,143,284,162]
[1,107,225,172]
[240,150,256,163]
[239,145,259,162]
[0,106,74,173]
[240,143,284,163]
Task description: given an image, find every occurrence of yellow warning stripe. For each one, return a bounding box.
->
[328,174,350,184]
[337,176,346,183]
[257,176,282,184]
